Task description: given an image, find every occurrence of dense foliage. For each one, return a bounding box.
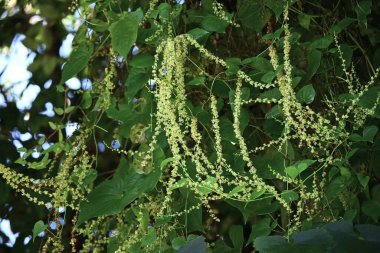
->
[1,0,380,252]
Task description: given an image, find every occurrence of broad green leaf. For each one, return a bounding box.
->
[248,218,272,243]
[197,176,217,194]
[296,84,316,104]
[141,227,157,246]
[169,178,189,190]
[298,14,311,30]
[305,50,321,81]
[242,56,273,72]
[340,166,351,179]
[33,220,47,242]
[109,13,139,59]
[201,15,229,33]
[261,71,276,84]
[265,105,283,119]
[125,68,150,100]
[88,18,108,32]
[59,42,93,85]
[129,54,154,68]
[28,153,50,170]
[160,157,175,169]
[285,160,315,179]
[77,149,164,226]
[355,0,372,28]
[188,76,205,86]
[281,190,299,203]
[154,215,171,227]
[362,200,380,222]
[201,15,228,33]
[187,28,210,40]
[356,173,370,188]
[80,91,92,109]
[254,236,291,253]
[344,209,358,220]
[227,198,279,223]
[54,107,64,115]
[266,0,284,20]
[309,36,333,50]
[285,166,298,179]
[358,87,380,109]
[227,184,246,197]
[348,133,363,142]
[362,125,378,142]
[238,1,271,33]
[178,189,204,233]
[229,225,244,250]
[250,189,266,200]
[331,17,355,33]
[172,237,186,250]
[262,28,284,40]
[372,184,380,202]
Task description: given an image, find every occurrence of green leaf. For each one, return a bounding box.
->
[285,160,315,179]
[259,88,282,101]
[125,68,150,100]
[356,173,370,188]
[141,227,157,246]
[298,14,311,30]
[305,50,321,81]
[358,87,380,109]
[355,0,372,28]
[80,91,92,109]
[261,71,276,84]
[265,0,284,20]
[265,105,283,119]
[227,184,246,197]
[129,54,154,68]
[54,107,64,115]
[197,176,217,194]
[281,190,299,203]
[187,28,210,40]
[178,189,204,233]
[229,225,244,250]
[248,218,272,243]
[77,149,164,226]
[88,18,108,32]
[201,15,229,33]
[331,18,355,33]
[309,36,333,50]
[340,166,351,179]
[59,42,93,85]
[28,153,50,170]
[242,56,273,72]
[254,236,290,253]
[109,13,139,59]
[250,188,266,200]
[362,200,380,222]
[33,220,47,242]
[169,178,189,190]
[154,215,171,227]
[296,84,316,104]
[172,237,186,250]
[160,157,175,169]
[348,133,363,142]
[362,125,378,142]
[188,76,205,86]
[238,1,271,33]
